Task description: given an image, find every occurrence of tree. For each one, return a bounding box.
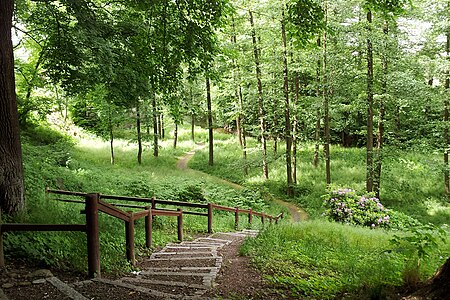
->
[0,0,25,214]
[281,7,294,196]
[206,76,214,166]
[249,10,269,180]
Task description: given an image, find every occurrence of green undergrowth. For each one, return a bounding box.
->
[189,134,450,227]
[241,221,450,299]
[4,123,282,273]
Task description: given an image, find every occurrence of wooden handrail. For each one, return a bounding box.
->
[46,188,283,232]
[97,200,130,222]
[211,204,235,212]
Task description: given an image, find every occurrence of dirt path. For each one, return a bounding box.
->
[177,145,308,222]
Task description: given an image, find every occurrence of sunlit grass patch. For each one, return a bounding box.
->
[241,221,449,299]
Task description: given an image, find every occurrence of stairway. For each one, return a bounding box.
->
[1,230,259,300]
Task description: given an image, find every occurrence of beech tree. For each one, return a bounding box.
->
[0,0,25,214]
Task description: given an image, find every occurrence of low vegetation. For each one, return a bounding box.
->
[189,132,450,299]
[4,121,449,298]
[4,123,281,272]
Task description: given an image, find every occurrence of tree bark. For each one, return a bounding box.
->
[136,102,142,164]
[281,9,294,196]
[313,38,321,168]
[173,122,178,149]
[374,21,388,198]
[206,76,214,166]
[0,0,25,214]
[152,91,159,157]
[323,1,331,186]
[191,113,195,141]
[249,10,268,180]
[293,72,299,184]
[108,103,115,165]
[445,31,449,198]
[366,9,374,192]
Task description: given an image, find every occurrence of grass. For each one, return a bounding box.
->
[188,131,450,298]
[10,121,450,299]
[6,122,281,273]
[241,221,450,299]
[189,135,450,226]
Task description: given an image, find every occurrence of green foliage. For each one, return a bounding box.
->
[287,0,325,47]
[241,221,449,299]
[323,188,391,228]
[390,224,448,266]
[8,123,278,273]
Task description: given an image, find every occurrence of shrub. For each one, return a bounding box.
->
[323,188,391,229]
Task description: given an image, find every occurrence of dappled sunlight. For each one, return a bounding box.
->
[424,198,450,221]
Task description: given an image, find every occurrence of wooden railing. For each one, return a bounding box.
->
[0,188,283,278]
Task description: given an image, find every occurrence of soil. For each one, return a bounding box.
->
[204,236,295,300]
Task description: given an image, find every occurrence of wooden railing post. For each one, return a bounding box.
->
[207,203,213,234]
[151,197,156,221]
[151,197,156,210]
[145,206,152,248]
[177,208,183,242]
[86,193,101,278]
[234,207,239,230]
[125,211,135,266]
[248,208,253,226]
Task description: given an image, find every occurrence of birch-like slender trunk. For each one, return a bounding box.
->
[249,10,268,179]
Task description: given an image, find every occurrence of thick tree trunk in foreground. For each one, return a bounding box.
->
[206,76,214,166]
[0,0,25,214]
[249,10,268,180]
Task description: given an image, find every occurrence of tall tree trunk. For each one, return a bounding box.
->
[445,31,450,198]
[314,37,321,167]
[366,9,374,192]
[0,0,25,214]
[173,122,178,149]
[374,21,388,198]
[281,9,294,196]
[191,113,195,141]
[293,72,299,184]
[323,1,331,185]
[249,10,268,179]
[108,103,115,165]
[160,113,165,139]
[190,85,195,142]
[136,102,142,164]
[152,91,159,157]
[272,71,279,155]
[206,76,214,166]
[231,16,247,175]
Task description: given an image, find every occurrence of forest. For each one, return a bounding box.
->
[0,0,450,299]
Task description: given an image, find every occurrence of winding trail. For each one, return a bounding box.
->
[177,144,308,222]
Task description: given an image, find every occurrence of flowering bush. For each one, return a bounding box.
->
[323,188,391,229]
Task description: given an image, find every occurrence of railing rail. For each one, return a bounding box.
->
[0,188,284,278]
